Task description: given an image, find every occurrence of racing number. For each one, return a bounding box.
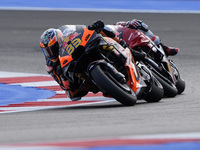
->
[66,38,82,55]
[66,45,74,55]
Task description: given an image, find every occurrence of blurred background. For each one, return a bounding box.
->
[0,0,200,146]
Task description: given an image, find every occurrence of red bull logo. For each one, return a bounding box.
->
[62,32,81,53]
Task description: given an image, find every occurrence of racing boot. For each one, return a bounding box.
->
[160,43,180,56]
[66,89,88,101]
[65,81,90,101]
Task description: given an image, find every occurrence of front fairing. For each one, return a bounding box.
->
[59,26,94,67]
[105,37,144,94]
[108,25,150,49]
[58,26,109,82]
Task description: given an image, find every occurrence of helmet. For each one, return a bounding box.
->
[40,28,63,59]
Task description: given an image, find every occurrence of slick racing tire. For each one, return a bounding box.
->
[144,76,164,103]
[169,59,185,94]
[176,78,185,94]
[152,72,178,97]
[90,65,137,106]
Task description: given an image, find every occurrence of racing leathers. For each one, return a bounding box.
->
[45,55,92,101]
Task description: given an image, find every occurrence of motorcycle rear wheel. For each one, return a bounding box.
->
[90,65,137,106]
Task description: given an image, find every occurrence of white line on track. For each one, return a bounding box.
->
[38,97,113,102]
[0,100,115,114]
[0,71,115,113]
[0,71,47,78]
[9,80,58,87]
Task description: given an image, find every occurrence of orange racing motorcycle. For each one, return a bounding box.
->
[58,25,163,106]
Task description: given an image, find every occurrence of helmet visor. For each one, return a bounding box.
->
[41,42,59,59]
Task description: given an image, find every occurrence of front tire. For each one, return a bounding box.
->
[145,76,164,102]
[176,78,185,94]
[152,72,178,97]
[90,65,137,106]
[169,59,185,94]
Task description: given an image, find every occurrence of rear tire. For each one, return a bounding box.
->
[90,65,137,106]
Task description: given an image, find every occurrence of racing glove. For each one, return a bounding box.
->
[131,50,146,61]
[88,20,105,33]
[119,39,146,61]
[126,19,148,32]
[119,39,128,48]
[46,59,67,90]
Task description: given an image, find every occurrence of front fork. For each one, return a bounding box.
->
[150,43,177,84]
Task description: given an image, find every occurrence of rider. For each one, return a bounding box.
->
[40,23,145,101]
[40,28,88,101]
[114,19,180,56]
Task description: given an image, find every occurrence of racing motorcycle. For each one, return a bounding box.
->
[110,25,185,97]
[58,25,164,106]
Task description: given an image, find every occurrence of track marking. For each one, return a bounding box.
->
[0,132,200,150]
[0,71,114,113]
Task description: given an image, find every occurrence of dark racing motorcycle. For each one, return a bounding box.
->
[110,25,185,97]
[58,25,164,106]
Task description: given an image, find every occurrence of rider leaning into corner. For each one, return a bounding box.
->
[114,19,180,56]
[39,19,180,101]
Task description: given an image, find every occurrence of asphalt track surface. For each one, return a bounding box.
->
[0,10,200,144]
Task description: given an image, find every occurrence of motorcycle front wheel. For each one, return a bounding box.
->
[144,76,164,102]
[90,65,137,106]
[152,71,178,97]
[176,78,185,94]
[169,60,185,94]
